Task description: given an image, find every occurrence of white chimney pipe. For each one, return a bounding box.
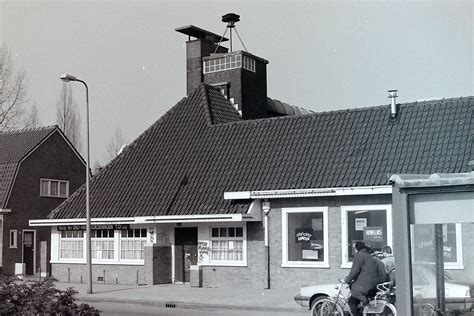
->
[388,90,398,118]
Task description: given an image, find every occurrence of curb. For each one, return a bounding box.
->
[78,295,308,313]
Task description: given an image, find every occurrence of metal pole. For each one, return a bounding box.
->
[77,79,92,294]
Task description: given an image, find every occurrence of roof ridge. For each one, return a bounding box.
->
[209,95,474,128]
[0,125,57,135]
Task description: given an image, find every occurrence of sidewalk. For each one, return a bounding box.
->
[55,282,308,313]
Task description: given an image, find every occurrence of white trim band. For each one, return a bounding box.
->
[224,185,392,200]
[0,209,12,213]
[29,214,253,226]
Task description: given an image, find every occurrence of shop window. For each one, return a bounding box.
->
[91,229,114,260]
[411,223,463,269]
[282,207,329,268]
[341,205,392,268]
[120,228,147,260]
[60,230,84,259]
[210,226,245,263]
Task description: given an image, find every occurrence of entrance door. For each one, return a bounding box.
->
[174,227,198,283]
[23,231,35,275]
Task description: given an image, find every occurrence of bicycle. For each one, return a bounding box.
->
[311,279,349,316]
[314,280,397,316]
[362,281,397,315]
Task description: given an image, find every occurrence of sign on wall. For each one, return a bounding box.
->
[57,224,130,231]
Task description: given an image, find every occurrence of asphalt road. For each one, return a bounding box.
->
[88,301,308,316]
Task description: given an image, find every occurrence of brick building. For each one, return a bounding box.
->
[1,126,85,276]
[30,23,473,292]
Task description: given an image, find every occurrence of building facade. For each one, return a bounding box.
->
[1,126,85,276]
[30,22,473,299]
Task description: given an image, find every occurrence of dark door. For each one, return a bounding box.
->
[174,227,198,283]
[23,231,35,275]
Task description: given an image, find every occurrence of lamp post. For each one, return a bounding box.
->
[60,74,92,294]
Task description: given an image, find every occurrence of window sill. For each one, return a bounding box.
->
[51,260,144,266]
[200,262,247,267]
[281,262,330,269]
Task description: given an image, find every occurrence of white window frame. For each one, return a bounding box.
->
[281,207,329,268]
[410,223,463,270]
[91,229,115,261]
[208,224,247,266]
[341,204,392,268]
[40,178,69,198]
[120,228,147,261]
[59,230,84,260]
[10,229,17,248]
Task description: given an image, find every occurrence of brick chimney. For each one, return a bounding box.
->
[176,24,269,120]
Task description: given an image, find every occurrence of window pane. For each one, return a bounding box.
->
[412,224,458,263]
[211,228,219,237]
[228,227,235,237]
[219,228,227,237]
[50,181,59,196]
[141,229,147,238]
[40,180,49,195]
[346,210,387,261]
[59,182,67,197]
[236,227,243,237]
[288,212,324,262]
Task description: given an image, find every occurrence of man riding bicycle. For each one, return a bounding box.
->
[344,241,383,316]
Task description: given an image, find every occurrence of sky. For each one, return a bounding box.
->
[1,1,473,166]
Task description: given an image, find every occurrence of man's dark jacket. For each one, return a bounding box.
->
[345,248,380,297]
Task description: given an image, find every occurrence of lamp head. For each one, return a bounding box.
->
[60,74,77,82]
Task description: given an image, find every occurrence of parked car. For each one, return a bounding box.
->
[294,263,473,314]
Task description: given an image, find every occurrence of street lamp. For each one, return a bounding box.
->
[60,74,92,294]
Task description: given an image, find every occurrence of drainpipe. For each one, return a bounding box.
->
[262,200,271,289]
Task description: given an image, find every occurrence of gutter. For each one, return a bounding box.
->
[29,213,259,227]
[224,185,392,200]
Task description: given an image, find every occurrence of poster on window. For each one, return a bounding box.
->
[312,218,323,231]
[295,229,313,243]
[302,249,319,260]
[412,224,457,263]
[355,218,367,231]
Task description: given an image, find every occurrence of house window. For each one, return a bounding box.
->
[282,207,329,268]
[120,228,147,260]
[210,226,245,263]
[341,205,392,268]
[411,223,463,269]
[91,229,114,260]
[10,230,17,248]
[40,179,69,198]
[60,230,84,259]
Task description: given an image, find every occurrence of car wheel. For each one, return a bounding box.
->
[310,295,329,314]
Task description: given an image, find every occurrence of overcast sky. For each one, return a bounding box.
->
[1,1,473,165]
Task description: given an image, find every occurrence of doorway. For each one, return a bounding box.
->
[23,230,35,275]
[174,227,198,283]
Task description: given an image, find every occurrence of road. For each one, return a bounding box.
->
[86,301,308,316]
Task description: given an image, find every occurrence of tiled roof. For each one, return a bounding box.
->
[50,86,473,219]
[0,126,58,207]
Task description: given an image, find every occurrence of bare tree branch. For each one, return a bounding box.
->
[56,83,82,150]
[0,43,29,131]
[105,127,126,162]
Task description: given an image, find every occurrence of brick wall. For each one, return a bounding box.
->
[3,131,85,275]
[201,195,391,291]
[52,263,148,285]
[201,221,266,288]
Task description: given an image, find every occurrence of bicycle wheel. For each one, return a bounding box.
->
[418,303,436,316]
[362,301,397,315]
[314,298,344,316]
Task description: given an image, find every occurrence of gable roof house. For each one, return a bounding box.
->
[30,22,473,292]
[1,126,85,276]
